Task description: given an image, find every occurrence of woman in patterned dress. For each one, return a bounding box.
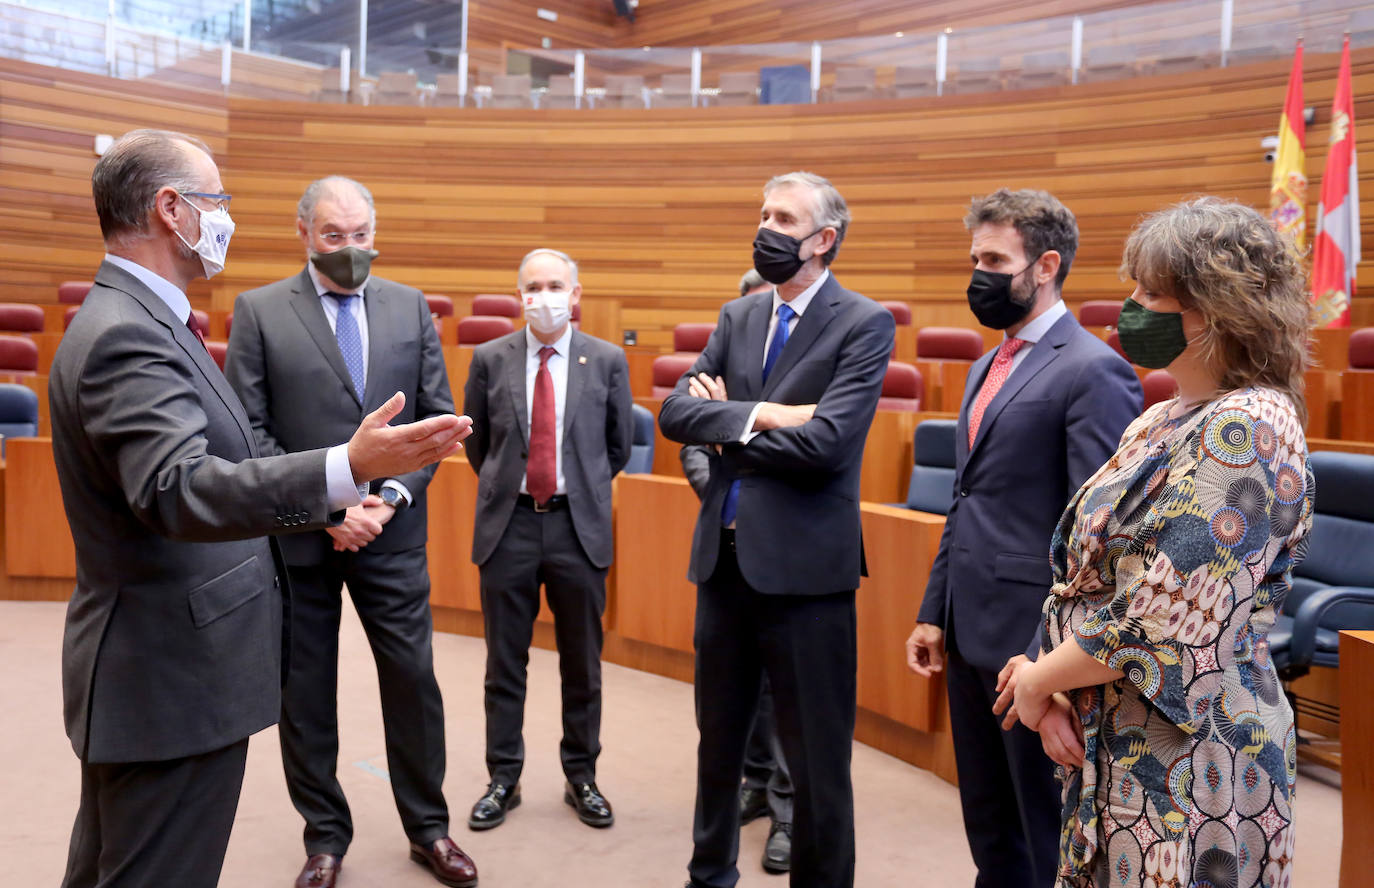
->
[993,198,1314,887]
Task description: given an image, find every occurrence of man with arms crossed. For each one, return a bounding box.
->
[905,188,1142,888]
[227,176,474,888]
[51,129,469,888]
[660,171,894,888]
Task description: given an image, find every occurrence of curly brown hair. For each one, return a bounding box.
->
[1120,197,1312,424]
[965,188,1078,291]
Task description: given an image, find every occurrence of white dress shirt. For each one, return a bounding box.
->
[103,254,361,511]
[1005,298,1067,378]
[309,262,371,380]
[520,324,573,496]
[740,268,829,441]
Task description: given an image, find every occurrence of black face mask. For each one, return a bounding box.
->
[310,245,378,291]
[1117,296,1189,368]
[966,256,1041,330]
[753,226,824,285]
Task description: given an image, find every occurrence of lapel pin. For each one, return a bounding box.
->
[578,355,587,364]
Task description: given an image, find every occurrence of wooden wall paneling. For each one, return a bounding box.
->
[444,345,476,414]
[1340,630,1374,888]
[1304,368,1341,440]
[4,437,74,578]
[1340,370,1374,443]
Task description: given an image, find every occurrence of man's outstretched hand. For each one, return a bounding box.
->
[348,392,473,484]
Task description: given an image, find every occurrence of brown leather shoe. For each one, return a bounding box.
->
[409,836,478,887]
[295,854,341,888]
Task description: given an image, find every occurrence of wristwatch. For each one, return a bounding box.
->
[379,487,407,510]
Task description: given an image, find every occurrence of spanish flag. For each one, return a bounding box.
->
[1269,40,1307,249]
[1312,35,1361,328]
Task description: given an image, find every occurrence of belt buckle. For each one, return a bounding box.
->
[533,498,551,513]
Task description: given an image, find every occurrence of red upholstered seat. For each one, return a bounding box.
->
[205,340,228,372]
[0,334,38,372]
[878,360,923,411]
[916,327,984,361]
[1106,331,1128,361]
[63,305,80,330]
[1142,369,1177,408]
[1078,300,1122,328]
[673,323,716,353]
[0,303,44,333]
[458,315,515,345]
[1349,327,1374,369]
[225,312,233,337]
[58,281,93,304]
[879,301,912,326]
[472,294,521,318]
[652,353,697,399]
[191,309,210,334]
[425,294,455,317]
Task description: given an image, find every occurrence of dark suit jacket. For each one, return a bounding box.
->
[916,309,1143,670]
[658,274,895,596]
[463,328,633,569]
[50,260,338,764]
[225,269,453,565]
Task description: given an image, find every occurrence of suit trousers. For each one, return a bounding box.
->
[479,503,607,785]
[689,530,856,888]
[945,620,1061,888]
[61,738,248,888]
[741,675,793,825]
[279,544,449,856]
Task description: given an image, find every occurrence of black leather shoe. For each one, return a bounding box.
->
[739,786,769,824]
[468,782,520,830]
[563,780,614,827]
[762,821,791,874]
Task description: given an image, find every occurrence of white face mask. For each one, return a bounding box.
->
[522,288,572,335]
[175,194,235,278]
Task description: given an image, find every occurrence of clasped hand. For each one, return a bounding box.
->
[328,494,397,552]
[992,655,1084,769]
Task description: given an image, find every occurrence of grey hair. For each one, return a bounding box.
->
[517,248,579,286]
[91,129,210,242]
[763,171,850,265]
[297,176,376,229]
[738,268,767,297]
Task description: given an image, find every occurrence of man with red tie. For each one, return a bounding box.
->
[461,248,634,833]
[904,189,1141,888]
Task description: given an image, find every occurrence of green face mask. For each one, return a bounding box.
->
[310,245,378,290]
[1117,296,1188,369]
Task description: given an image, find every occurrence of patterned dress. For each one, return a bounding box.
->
[1041,387,1313,888]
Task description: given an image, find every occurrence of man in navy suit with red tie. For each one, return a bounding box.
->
[905,189,1142,888]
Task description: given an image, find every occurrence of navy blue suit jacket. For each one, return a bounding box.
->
[916,309,1142,671]
[658,274,895,596]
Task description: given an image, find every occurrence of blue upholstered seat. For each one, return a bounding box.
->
[901,419,957,515]
[624,403,655,474]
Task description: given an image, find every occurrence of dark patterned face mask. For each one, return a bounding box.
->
[1116,296,1188,368]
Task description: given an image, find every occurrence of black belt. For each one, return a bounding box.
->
[517,493,568,513]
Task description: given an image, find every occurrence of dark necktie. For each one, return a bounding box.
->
[722,302,797,526]
[185,311,207,350]
[326,292,366,402]
[527,346,557,505]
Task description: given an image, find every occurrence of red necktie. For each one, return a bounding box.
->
[967,337,1027,447]
[527,346,557,505]
[185,311,207,350]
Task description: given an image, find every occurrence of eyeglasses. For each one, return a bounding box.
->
[319,231,374,245]
[182,191,232,211]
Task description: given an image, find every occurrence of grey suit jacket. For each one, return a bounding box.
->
[658,274,895,596]
[462,328,633,569]
[916,310,1143,671]
[50,260,339,764]
[225,268,453,565]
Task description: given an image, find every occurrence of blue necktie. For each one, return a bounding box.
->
[722,303,796,526]
[328,292,365,402]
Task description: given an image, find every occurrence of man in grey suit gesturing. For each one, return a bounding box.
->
[461,248,633,832]
[226,176,475,888]
[659,172,895,888]
[51,130,470,888]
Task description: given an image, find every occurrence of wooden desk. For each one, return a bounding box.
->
[861,410,916,504]
[443,345,475,410]
[1341,630,1374,888]
[1341,369,1374,443]
[4,437,74,578]
[614,474,698,653]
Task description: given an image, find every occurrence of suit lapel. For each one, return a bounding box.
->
[504,334,530,444]
[741,294,770,400]
[968,312,1075,458]
[361,280,391,410]
[958,350,994,466]
[563,330,587,438]
[760,279,836,401]
[288,270,361,408]
[95,261,258,456]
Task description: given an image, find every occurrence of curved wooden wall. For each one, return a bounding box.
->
[2,49,1372,352]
